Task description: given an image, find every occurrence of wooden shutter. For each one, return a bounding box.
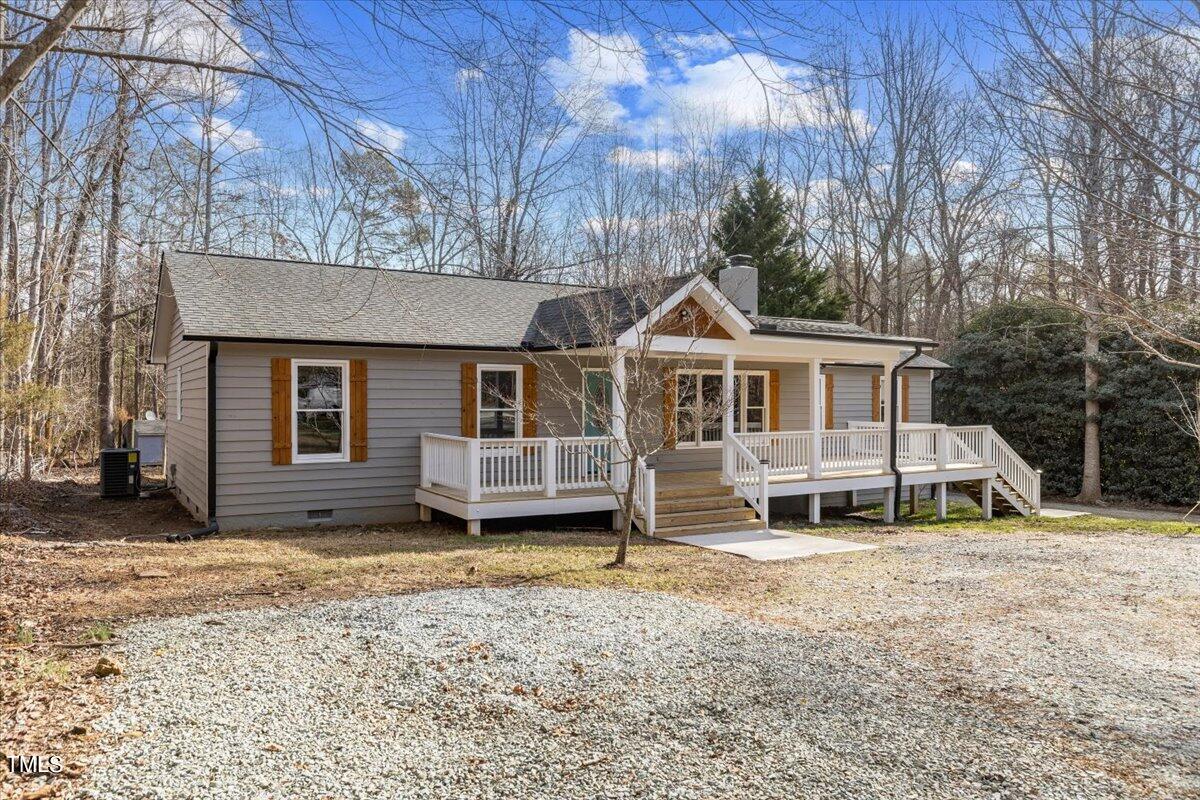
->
[522,364,538,437]
[460,362,477,437]
[871,374,881,422]
[901,374,911,423]
[349,359,368,461]
[271,357,292,465]
[768,369,781,432]
[824,372,835,429]
[662,368,677,448]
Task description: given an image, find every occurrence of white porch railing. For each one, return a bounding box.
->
[736,430,811,477]
[420,434,470,491]
[421,434,618,501]
[841,422,1040,512]
[724,433,769,527]
[633,456,655,537]
[989,432,1042,512]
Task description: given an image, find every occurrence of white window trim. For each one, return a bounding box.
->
[674,368,770,448]
[174,367,182,421]
[477,364,523,440]
[581,367,613,437]
[292,358,350,464]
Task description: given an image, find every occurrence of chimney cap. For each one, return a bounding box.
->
[727,253,753,268]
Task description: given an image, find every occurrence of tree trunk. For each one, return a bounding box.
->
[97,75,130,450]
[609,472,638,568]
[1078,315,1102,502]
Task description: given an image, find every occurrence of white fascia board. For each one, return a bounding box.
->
[646,335,904,363]
[614,275,753,349]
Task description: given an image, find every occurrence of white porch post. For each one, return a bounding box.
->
[543,438,557,498]
[882,486,896,523]
[808,358,822,478]
[936,425,949,470]
[611,350,628,490]
[809,493,821,525]
[722,354,735,481]
[881,362,894,474]
[936,482,948,520]
[981,477,993,520]
[467,438,481,502]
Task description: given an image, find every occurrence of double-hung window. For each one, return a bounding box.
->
[479,365,521,439]
[293,359,349,462]
[675,369,769,447]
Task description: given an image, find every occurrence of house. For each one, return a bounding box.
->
[148,250,1040,535]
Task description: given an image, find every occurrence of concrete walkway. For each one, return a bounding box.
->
[668,529,877,562]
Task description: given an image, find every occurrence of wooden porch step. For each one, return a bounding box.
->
[655,495,747,514]
[655,484,735,501]
[956,481,1029,516]
[655,519,767,539]
[655,507,758,528]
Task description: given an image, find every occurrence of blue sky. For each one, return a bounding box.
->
[226,0,1002,161]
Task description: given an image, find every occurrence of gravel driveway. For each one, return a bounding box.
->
[78,582,1196,800]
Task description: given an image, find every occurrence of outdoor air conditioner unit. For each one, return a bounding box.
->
[99,448,141,498]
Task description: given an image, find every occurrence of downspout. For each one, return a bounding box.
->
[890,346,923,520]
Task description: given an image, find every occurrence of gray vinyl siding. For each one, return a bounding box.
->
[822,366,933,429]
[213,345,583,530]
[162,301,209,522]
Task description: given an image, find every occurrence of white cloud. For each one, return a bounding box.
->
[949,159,979,182]
[547,30,649,128]
[639,53,842,135]
[455,67,484,87]
[355,118,407,153]
[609,145,680,170]
[548,30,649,89]
[655,31,734,67]
[188,116,261,152]
[145,4,251,104]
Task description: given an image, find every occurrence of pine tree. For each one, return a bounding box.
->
[711,165,848,320]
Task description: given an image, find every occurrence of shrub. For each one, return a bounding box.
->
[934,301,1200,505]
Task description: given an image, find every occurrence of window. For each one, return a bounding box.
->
[293,359,349,462]
[478,365,521,439]
[674,369,769,447]
[174,367,182,421]
[582,369,613,436]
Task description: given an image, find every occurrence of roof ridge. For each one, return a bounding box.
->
[169,249,600,290]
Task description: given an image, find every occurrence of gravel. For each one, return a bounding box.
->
[76,585,1190,800]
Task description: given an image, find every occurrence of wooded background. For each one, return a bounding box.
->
[0,1,1197,504]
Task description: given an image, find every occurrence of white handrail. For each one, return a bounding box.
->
[988,427,1041,513]
[724,433,768,527]
[633,456,655,536]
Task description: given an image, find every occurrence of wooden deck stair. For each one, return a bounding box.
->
[648,475,765,538]
[956,476,1033,517]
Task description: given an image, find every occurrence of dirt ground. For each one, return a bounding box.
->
[2,474,1198,799]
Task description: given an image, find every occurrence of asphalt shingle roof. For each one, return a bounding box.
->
[161,251,942,355]
[164,251,593,349]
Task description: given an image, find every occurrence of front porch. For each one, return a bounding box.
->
[415,423,1041,535]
